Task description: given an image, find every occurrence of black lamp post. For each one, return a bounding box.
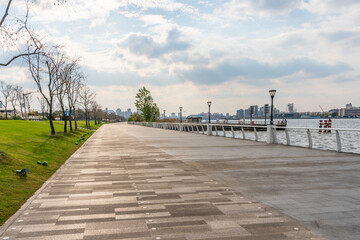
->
[179,107,182,123]
[207,101,212,124]
[23,91,37,120]
[269,90,276,125]
[163,110,166,123]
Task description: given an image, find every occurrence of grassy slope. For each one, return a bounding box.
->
[0,120,94,225]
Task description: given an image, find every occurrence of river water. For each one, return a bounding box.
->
[219,119,360,154]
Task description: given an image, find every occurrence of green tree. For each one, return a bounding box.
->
[128,113,143,122]
[135,87,160,122]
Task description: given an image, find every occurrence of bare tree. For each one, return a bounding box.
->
[79,86,95,128]
[64,58,81,131]
[53,51,69,132]
[9,85,19,118]
[25,93,32,114]
[15,86,24,117]
[0,81,12,119]
[90,100,102,125]
[27,45,62,135]
[96,108,105,124]
[37,95,46,120]
[0,0,41,67]
[68,71,83,130]
[1,0,68,67]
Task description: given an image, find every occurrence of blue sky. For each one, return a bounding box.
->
[1,0,360,114]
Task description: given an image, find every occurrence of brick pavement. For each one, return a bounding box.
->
[0,124,325,240]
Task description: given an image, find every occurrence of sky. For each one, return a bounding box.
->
[1,0,360,115]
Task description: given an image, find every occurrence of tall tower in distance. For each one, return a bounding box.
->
[286,103,294,113]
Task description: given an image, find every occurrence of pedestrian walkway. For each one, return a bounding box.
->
[1,123,326,239]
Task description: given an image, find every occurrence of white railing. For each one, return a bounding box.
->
[128,122,360,154]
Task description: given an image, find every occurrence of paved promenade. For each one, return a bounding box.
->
[2,123,359,239]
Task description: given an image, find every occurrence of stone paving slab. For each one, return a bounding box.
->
[0,124,325,240]
[122,123,360,240]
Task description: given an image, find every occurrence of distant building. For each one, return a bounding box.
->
[274,108,281,115]
[186,116,202,123]
[236,109,244,119]
[338,103,360,117]
[116,108,122,116]
[244,108,250,117]
[254,105,259,117]
[286,103,294,113]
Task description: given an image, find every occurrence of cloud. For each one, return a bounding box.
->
[0,66,35,88]
[123,0,198,14]
[180,58,352,85]
[216,0,302,19]
[82,66,181,87]
[118,28,191,58]
[320,30,360,48]
[302,0,360,14]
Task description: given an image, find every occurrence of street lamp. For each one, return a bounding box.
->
[207,101,212,124]
[163,110,166,123]
[23,91,38,120]
[269,90,276,125]
[179,107,183,123]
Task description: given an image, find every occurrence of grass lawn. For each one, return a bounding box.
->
[0,120,98,225]
[75,120,101,130]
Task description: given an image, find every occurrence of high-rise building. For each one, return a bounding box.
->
[254,105,259,117]
[286,103,294,113]
[236,109,244,119]
[116,108,122,116]
[339,103,360,117]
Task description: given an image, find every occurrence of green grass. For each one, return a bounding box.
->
[75,120,102,130]
[0,120,96,225]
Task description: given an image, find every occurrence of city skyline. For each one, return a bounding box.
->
[1,1,360,114]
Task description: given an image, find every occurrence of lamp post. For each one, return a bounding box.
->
[163,110,166,123]
[207,101,212,124]
[269,90,276,125]
[23,91,37,120]
[179,107,182,123]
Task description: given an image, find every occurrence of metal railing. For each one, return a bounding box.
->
[128,122,360,154]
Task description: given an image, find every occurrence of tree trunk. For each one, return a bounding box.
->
[13,107,16,118]
[19,104,23,119]
[64,114,67,133]
[49,118,55,135]
[5,107,7,119]
[49,106,55,135]
[74,107,78,130]
[69,108,72,131]
[88,112,91,128]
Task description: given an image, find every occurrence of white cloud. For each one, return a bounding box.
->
[2,0,360,114]
[121,0,198,14]
[216,0,302,19]
[0,66,32,85]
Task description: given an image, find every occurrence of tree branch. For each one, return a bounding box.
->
[0,48,40,67]
[0,0,12,27]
